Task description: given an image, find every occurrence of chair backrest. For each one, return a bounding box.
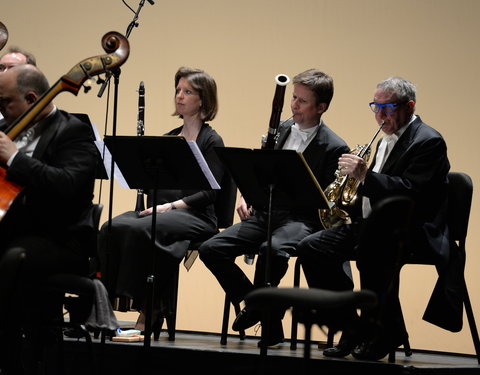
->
[214,171,237,229]
[0,247,26,321]
[87,203,104,276]
[92,203,104,232]
[447,172,473,243]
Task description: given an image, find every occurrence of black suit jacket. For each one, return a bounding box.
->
[274,119,350,222]
[0,109,97,257]
[361,116,450,264]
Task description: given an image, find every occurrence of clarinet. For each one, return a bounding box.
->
[134,81,146,213]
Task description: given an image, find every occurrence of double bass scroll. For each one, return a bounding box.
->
[0,22,8,51]
[0,31,130,221]
[5,31,130,139]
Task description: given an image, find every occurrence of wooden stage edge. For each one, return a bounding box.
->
[63,329,480,375]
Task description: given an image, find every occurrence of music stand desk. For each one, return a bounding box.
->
[104,135,219,348]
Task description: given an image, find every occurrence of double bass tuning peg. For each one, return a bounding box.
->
[83,79,92,93]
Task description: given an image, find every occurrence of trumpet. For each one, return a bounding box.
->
[319,121,385,229]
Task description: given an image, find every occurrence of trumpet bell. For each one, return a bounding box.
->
[319,206,352,229]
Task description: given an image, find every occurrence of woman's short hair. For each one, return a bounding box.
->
[172,66,218,121]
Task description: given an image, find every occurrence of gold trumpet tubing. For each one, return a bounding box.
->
[319,121,384,229]
[340,145,371,206]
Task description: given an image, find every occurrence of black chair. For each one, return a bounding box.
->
[0,247,27,319]
[220,255,303,347]
[397,171,480,363]
[38,203,106,374]
[152,171,237,341]
[319,172,479,363]
[245,287,377,373]
[290,195,415,359]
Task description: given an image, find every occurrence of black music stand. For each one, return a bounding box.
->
[214,147,330,355]
[72,113,108,180]
[104,135,219,349]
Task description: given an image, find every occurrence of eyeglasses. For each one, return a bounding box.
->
[369,101,404,114]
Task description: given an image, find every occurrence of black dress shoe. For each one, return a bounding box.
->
[323,333,356,358]
[257,318,284,347]
[351,334,403,361]
[232,308,261,332]
[257,335,284,347]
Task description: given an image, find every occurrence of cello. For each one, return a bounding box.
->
[0,31,130,220]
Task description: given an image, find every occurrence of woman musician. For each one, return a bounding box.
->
[97,66,225,331]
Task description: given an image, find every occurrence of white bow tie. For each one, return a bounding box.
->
[291,126,310,142]
[382,133,398,144]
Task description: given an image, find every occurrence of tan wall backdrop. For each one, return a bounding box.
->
[3,0,479,355]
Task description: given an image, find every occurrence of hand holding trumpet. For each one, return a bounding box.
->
[338,153,368,182]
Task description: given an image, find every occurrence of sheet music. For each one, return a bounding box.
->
[187,140,220,189]
[90,123,129,189]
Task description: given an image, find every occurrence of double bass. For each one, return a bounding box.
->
[0,31,130,221]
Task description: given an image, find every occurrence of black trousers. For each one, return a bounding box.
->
[199,210,319,304]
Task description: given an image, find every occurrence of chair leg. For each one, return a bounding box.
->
[303,322,312,363]
[290,257,301,350]
[463,278,480,363]
[221,294,230,345]
[166,266,179,341]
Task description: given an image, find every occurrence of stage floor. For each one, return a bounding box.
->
[63,329,480,375]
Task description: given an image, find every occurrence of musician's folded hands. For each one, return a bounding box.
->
[138,200,185,216]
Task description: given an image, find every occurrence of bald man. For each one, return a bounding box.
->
[0,64,97,373]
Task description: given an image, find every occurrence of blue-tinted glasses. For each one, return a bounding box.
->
[369,102,404,114]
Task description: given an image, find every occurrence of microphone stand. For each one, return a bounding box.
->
[99,0,154,347]
[98,0,152,99]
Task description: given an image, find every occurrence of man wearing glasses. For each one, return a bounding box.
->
[296,76,457,360]
[0,47,36,122]
[0,46,36,73]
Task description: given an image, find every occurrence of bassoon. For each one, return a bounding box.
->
[245,73,290,265]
